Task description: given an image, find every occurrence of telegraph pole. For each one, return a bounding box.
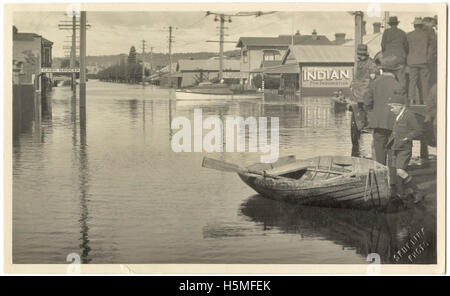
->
[58,15,90,92]
[141,40,146,86]
[79,11,86,117]
[71,14,76,91]
[354,11,364,74]
[205,11,272,82]
[165,26,177,88]
[384,11,389,31]
[218,15,225,81]
[168,26,173,88]
[150,46,153,73]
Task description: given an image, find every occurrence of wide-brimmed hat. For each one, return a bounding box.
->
[388,90,408,105]
[388,16,399,24]
[388,88,407,105]
[422,17,433,23]
[357,44,368,55]
[412,17,423,25]
[381,56,402,71]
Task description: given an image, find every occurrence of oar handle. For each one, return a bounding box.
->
[247,169,280,179]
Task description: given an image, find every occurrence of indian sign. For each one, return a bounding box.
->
[302,66,353,88]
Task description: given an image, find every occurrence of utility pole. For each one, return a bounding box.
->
[58,15,90,92]
[79,11,86,118]
[205,11,272,83]
[354,11,364,74]
[168,26,174,88]
[217,15,225,81]
[141,40,146,86]
[71,14,76,92]
[384,11,390,31]
[150,46,153,73]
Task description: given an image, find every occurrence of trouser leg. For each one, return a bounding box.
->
[387,149,396,187]
[419,66,430,105]
[408,67,419,104]
[372,129,390,165]
[351,111,361,157]
[420,139,429,160]
[395,65,407,91]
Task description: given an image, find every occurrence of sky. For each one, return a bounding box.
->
[13,11,435,58]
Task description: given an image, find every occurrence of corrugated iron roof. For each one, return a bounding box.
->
[251,63,299,74]
[14,32,53,45]
[282,45,354,64]
[236,35,332,48]
[13,32,40,41]
[260,60,282,68]
[177,59,240,72]
[159,63,178,73]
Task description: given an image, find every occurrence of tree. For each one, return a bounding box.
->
[61,59,80,68]
[128,46,137,65]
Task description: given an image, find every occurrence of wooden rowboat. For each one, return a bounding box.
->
[176,82,262,101]
[237,155,391,210]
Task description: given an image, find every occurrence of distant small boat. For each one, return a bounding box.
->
[175,82,262,101]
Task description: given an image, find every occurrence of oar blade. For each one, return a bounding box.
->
[202,157,243,173]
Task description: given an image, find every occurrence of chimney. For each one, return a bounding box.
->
[362,21,367,36]
[373,22,381,34]
[334,33,346,44]
[295,30,300,35]
[13,26,18,35]
[312,29,318,40]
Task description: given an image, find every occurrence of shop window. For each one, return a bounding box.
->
[44,48,50,66]
[242,50,248,63]
[263,50,281,61]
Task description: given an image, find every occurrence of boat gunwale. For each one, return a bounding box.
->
[238,172,366,191]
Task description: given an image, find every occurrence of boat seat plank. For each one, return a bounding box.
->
[265,162,309,176]
[265,161,348,177]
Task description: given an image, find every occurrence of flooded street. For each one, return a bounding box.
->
[13,80,436,264]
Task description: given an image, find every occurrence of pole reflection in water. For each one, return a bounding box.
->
[78,105,91,263]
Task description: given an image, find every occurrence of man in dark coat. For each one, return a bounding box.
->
[381,16,408,89]
[407,17,433,105]
[364,56,405,194]
[386,90,424,203]
[364,56,403,165]
[422,16,437,87]
[350,44,379,157]
[425,83,437,142]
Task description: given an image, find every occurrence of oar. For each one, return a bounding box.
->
[202,155,296,178]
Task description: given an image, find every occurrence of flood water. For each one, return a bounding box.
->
[13,80,436,264]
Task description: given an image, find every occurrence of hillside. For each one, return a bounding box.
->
[53,49,241,69]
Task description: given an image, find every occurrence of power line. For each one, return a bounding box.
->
[205,11,275,80]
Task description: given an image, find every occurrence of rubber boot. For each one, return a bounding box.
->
[404,176,425,204]
[395,176,406,200]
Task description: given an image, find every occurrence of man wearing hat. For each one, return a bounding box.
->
[349,43,379,156]
[386,89,424,202]
[363,55,403,189]
[354,44,379,83]
[407,17,433,105]
[381,16,409,88]
[422,16,437,86]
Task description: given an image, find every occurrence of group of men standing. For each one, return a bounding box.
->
[351,15,437,203]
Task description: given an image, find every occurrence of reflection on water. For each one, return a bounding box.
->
[12,80,435,264]
[240,195,436,264]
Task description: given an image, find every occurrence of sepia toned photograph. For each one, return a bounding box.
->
[3,2,446,274]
